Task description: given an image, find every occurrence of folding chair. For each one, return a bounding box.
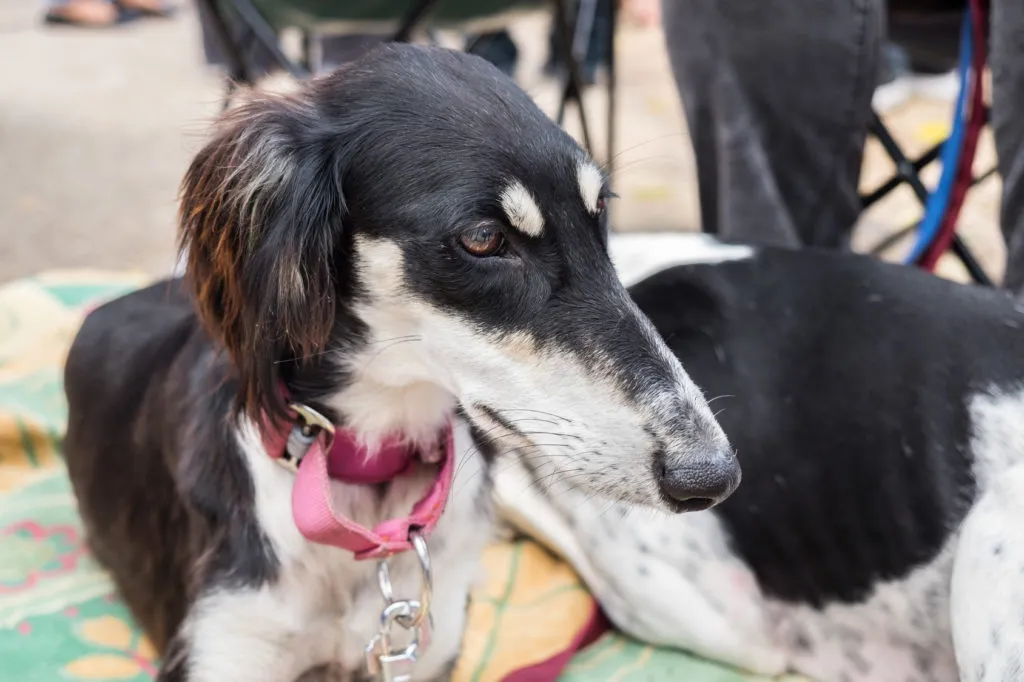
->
[860,0,996,286]
[194,0,617,168]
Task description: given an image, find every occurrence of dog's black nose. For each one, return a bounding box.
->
[658,446,741,512]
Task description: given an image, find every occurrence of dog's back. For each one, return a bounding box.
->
[64,278,207,651]
[628,245,1024,606]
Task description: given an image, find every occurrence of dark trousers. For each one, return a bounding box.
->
[661,0,1024,293]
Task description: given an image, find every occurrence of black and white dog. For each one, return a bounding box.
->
[62,46,738,681]
[497,231,1024,682]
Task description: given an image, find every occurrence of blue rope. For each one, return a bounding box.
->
[904,10,973,264]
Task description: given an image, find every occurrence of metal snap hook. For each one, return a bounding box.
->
[367,533,435,681]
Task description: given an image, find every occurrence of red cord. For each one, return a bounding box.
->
[919,0,988,271]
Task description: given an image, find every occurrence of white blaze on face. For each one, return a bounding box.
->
[499,180,544,238]
[577,161,604,215]
[340,235,723,510]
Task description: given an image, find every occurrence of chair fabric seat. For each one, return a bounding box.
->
[240,0,548,33]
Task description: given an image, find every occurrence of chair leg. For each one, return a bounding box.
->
[551,0,595,155]
[221,78,238,112]
[392,0,443,42]
[950,236,994,286]
[867,113,993,286]
[223,0,309,79]
[604,0,617,173]
[861,142,943,208]
[197,0,251,112]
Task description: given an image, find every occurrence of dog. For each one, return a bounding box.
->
[62,45,739,682]
[495,230,1024,682]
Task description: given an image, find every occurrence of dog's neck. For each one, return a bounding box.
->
[327,373,457,453]
[317,294,460,452]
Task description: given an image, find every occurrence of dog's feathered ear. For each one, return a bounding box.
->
[179,92,344,419]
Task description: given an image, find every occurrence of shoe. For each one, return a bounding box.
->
[874,43,959,114]
[115,0,176,17]
[873,43,914,113]
[43,0,123,27]
[907,68,960,102]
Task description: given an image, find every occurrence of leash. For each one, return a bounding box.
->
[263,399,454,682]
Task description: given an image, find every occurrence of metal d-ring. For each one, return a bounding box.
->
[407,533,432,627]
[289,403,336,436]
[375,532,433,629]
[277,403,336,472]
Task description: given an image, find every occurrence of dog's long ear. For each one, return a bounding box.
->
[179,93,344,419]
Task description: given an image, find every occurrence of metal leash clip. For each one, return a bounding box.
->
[364,533,433,682]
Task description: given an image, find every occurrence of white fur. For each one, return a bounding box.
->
[183,418,492,682]
[499,180,545,238]
[576,161,604,215]
[172,249,188,278]
[950,387,1024,681]
[765,541,959,682]
[493,455,787,676]
[493,385,1024,682]
[345,236,723,510]
[608,232,755,288]
[495,448,964,682]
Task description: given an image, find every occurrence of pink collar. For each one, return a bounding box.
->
[260,402,455,560]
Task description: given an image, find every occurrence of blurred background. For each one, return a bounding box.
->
[0,0,1005,283]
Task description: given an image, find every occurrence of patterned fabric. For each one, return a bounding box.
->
[0,271,794,682]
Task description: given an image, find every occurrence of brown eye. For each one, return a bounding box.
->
[459,225,506,257]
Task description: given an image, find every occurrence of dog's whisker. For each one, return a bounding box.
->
[600,132,690,168]
[486,430,580,443]
[495,408,574,425]
[363,336,424,368]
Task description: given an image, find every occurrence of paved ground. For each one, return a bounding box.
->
[0,2,1005,283]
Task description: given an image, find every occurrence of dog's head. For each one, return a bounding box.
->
[179,44,739,512]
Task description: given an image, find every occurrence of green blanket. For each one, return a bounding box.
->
[0,271,793,682]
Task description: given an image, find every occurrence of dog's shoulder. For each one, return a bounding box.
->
[626,243,1024,608]
[65,277,220,427]
[69,278,197,364]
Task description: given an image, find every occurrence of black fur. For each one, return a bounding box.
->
[64,44,733,680]
[64,279,278,651]
[630,245,1024,606]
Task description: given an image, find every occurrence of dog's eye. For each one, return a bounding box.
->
[596,191,617,214]
[459,225,506,257]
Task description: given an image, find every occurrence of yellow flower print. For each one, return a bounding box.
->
[63,615,157,680]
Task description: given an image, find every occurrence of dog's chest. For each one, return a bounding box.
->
[239,422,493,680]
[269,544,437,675]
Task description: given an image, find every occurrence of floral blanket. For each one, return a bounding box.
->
[0,271,787,682]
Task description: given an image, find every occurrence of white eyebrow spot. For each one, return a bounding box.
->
[577,162,604,214]
[500,180,544,237]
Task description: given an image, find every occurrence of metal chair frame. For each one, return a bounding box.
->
[195,0,618,169]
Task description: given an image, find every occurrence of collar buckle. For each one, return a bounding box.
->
[276,402,335,473]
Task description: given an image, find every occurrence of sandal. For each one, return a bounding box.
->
[114,0,176,18]
[43,0,138,27]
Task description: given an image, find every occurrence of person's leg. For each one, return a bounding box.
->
[989,0,1024,295]
[660,0,884,248]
